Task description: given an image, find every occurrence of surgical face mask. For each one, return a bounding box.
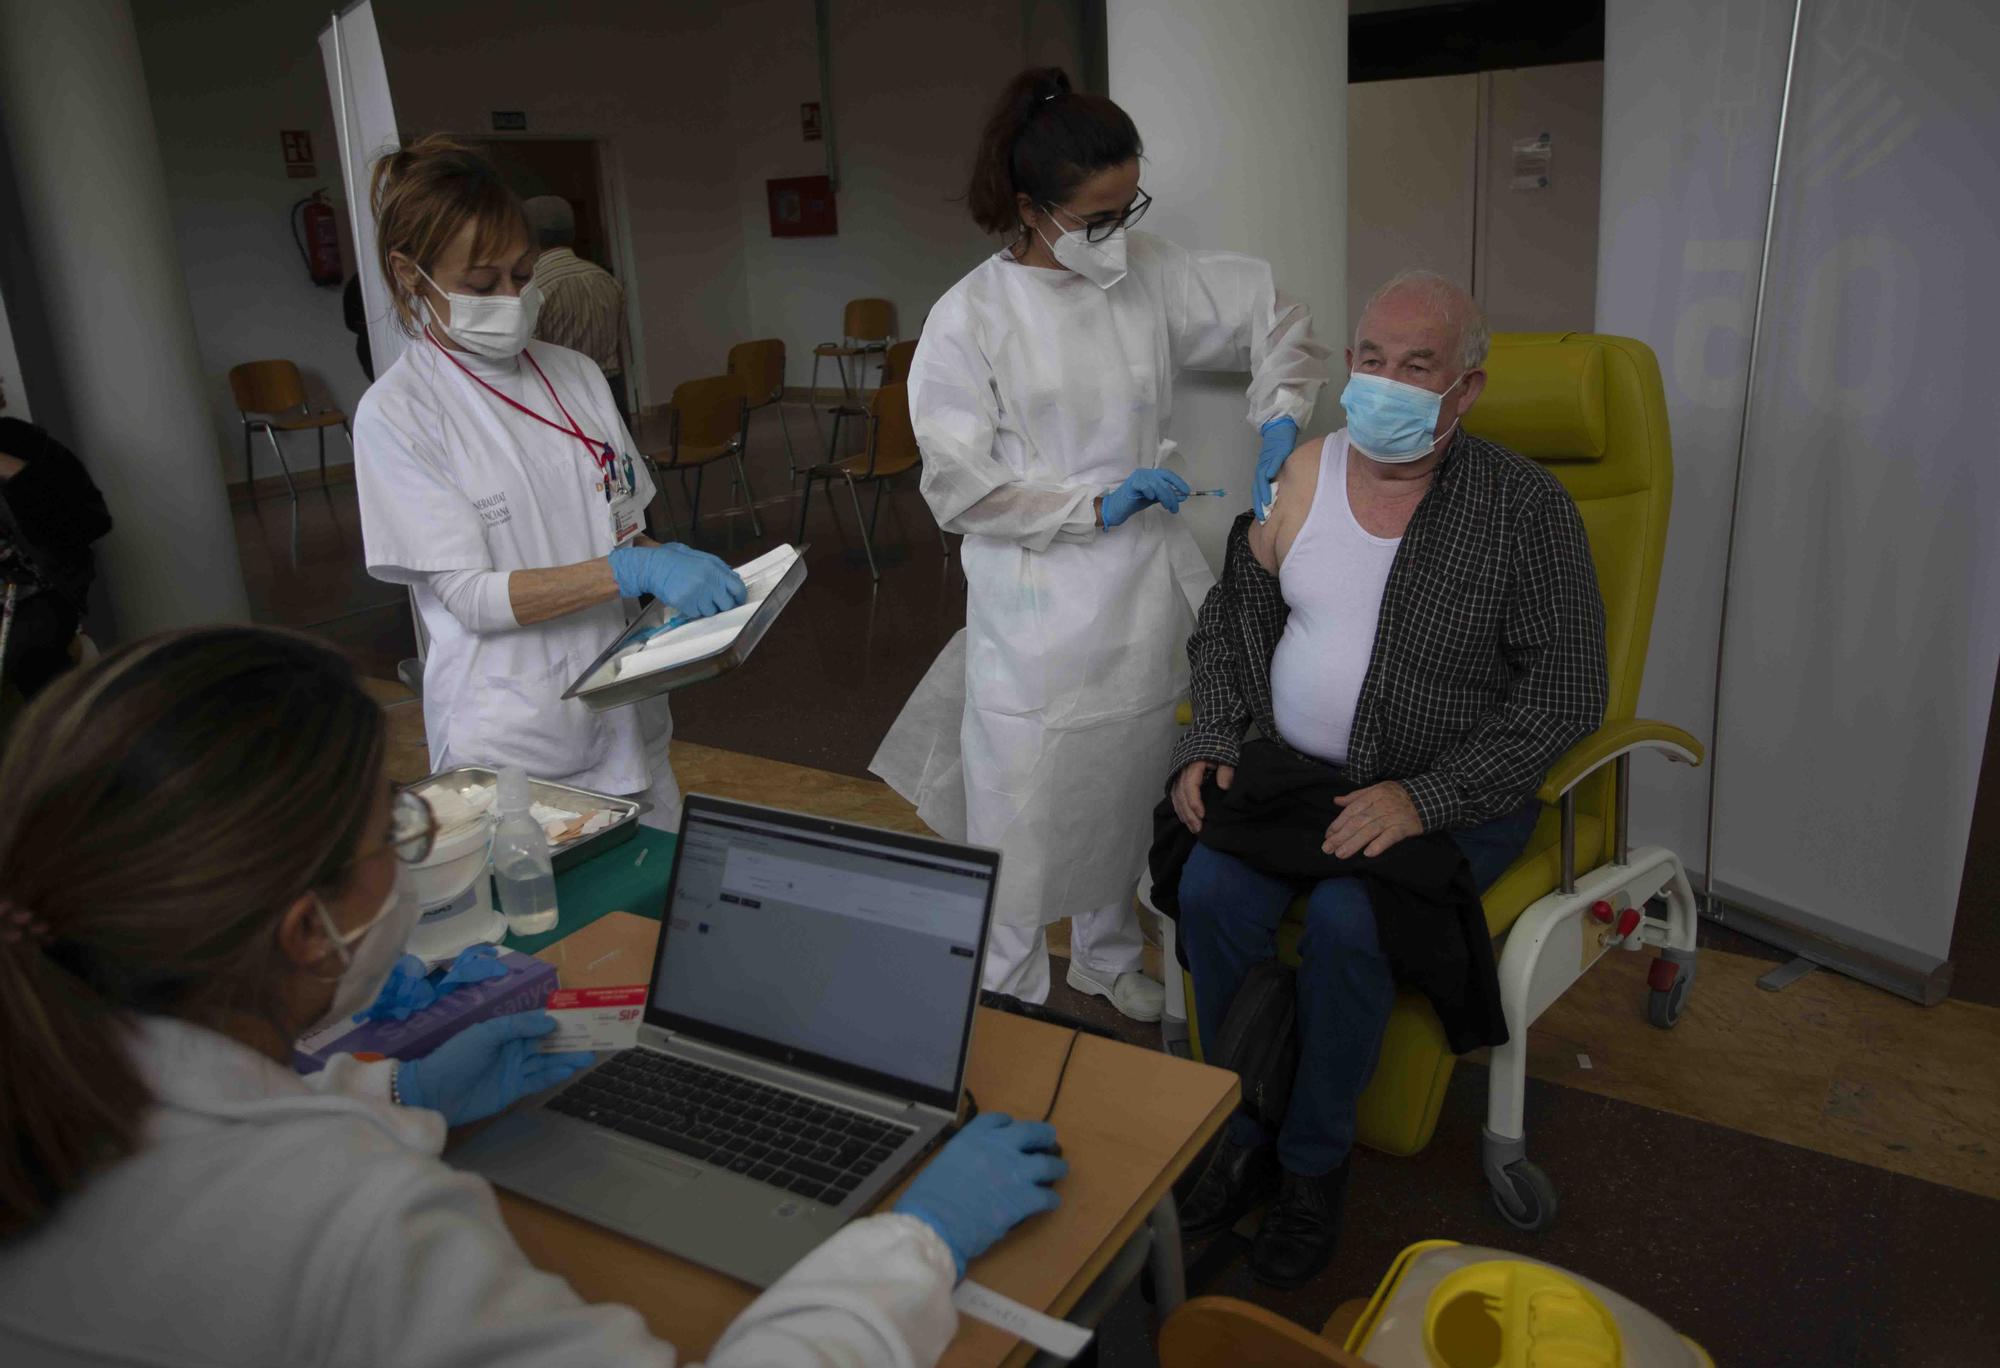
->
[1341,369,1467,464]
[417,263,542,360]
[309,864,420,1033]
[1034,216,1129,290]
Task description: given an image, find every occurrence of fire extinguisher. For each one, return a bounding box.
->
[292,190,343,288]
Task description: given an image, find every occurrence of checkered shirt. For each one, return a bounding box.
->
[1167,431,1608,831]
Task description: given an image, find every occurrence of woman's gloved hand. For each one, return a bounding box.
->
[608,544,747,619]
[1100,468,1192,529]
[892,1112,1067,1278]
[396,1010,595,1126]
[1253,416,1299,523]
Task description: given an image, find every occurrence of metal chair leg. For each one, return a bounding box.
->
[845,474,879,581]
[262,426,299,567]
[773,396,797,475]
[690,465,706,542]
[795,475,815,543]
[808,355,825,445]
[868,477,886,541]
[730,449,764,537]
[243,423,254,488]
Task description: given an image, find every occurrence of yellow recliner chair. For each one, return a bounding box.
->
[1181,332,1705,1231]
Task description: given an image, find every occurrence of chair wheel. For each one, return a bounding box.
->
[1648,974,1690,1029]
[1489,1158,1559,1232]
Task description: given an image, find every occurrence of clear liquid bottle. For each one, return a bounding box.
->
[492,766,559,937]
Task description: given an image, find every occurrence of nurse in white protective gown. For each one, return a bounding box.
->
[872,69,1327,1010]
[354,137,746,828]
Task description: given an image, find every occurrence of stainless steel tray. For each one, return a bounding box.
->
[561,546,808,713]
[406,765,643,873]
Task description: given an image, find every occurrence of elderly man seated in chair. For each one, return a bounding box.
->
[1153,271,1608,1288]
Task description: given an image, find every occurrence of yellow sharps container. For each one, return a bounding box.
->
[1345,1241,1714,1368]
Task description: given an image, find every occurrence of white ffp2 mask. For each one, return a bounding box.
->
[1035,220,1129,290]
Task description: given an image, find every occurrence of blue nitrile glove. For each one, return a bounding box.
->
[1254,416,1299,523]
[608,544,747,620]
[396,1011,596,1126]
[437,943,509,990]
[354,954,437,1023]
[892,1112,1067,1278]
[1100,469,1192,529]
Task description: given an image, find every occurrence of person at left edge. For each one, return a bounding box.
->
[354,136,743,826]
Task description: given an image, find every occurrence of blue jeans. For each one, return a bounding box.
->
[1179,801,1540,1176]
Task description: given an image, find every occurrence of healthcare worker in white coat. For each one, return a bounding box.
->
[0,627,1067,1367]
[872,68,1328,1013]
[354,136,745,828]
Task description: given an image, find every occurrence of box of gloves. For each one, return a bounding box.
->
[293,946,558,1076]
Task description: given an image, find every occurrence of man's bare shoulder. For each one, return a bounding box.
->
[1251,434,1325,572]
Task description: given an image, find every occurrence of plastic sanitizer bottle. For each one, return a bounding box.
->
[492,766,559,937]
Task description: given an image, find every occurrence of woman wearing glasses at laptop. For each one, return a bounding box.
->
[874,66,1328,1014]
[0,628,1065,1366]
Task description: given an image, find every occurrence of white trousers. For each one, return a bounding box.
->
[982,896,1146,1004]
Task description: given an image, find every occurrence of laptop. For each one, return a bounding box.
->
[448,794,999,1287]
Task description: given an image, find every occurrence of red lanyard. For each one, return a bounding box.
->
[427,329,615,476]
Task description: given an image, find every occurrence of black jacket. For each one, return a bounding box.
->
[1150,738,1508,1053]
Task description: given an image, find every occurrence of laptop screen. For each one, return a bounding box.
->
[647,797,996,1110]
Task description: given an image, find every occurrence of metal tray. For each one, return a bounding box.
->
[560,545,808,713]
[406,764,643,873]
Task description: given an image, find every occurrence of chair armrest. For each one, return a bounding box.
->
[1176,700,1194,726]
[1537,719,1704,803]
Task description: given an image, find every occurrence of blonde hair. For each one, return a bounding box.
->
[370,134,531,335]
[0,627,385,1236]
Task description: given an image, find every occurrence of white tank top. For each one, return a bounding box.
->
[1269,433,1402,767]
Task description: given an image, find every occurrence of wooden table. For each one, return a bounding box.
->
[499,912,1239,1366]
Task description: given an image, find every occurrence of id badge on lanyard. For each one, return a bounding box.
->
[601,443,644,547]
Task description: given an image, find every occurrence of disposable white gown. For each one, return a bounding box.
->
[871,231,1327,930]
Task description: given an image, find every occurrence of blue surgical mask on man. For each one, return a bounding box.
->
[1341,369,1466,463]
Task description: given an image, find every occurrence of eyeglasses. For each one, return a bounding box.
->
[1049,188,1152,244]
[387,788,439,865]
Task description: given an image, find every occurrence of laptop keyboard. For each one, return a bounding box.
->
[547,1049,917,1205]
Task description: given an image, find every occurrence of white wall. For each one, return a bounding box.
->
[135,0,1068,463]
[1109,0,1348,574]
[133,0,367,486]
[719,0,1061,392]
[377,1,752,412]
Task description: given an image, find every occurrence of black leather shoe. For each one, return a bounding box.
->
[1180,1132,1278,1240]
[1248,1159,1350,1289]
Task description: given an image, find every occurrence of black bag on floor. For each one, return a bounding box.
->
[1209,959,1299,1131]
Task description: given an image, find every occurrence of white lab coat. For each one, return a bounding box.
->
[871,232,1326,929]
[355,339,673,801]
[0,1017,959,1368]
